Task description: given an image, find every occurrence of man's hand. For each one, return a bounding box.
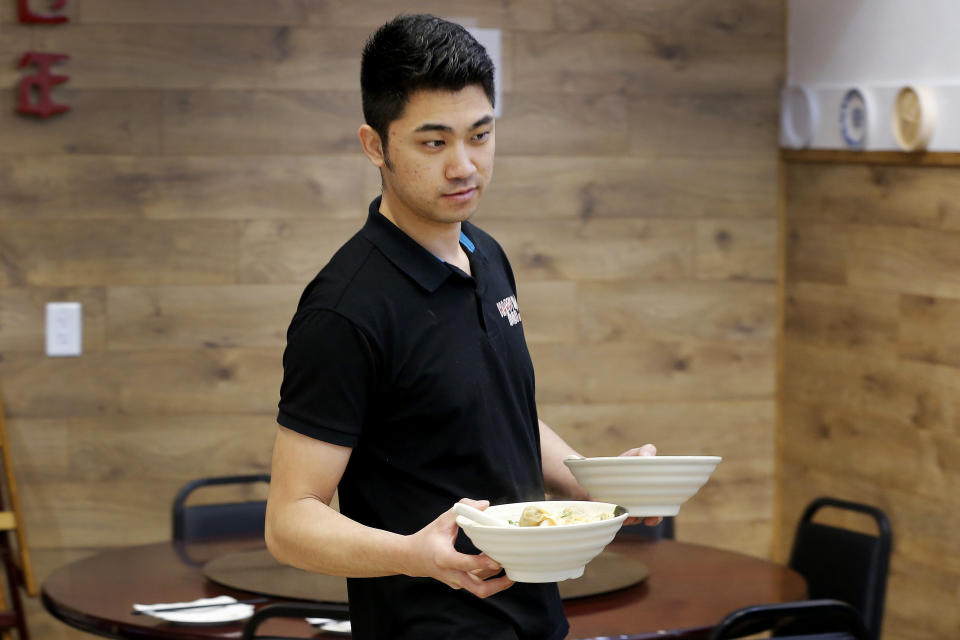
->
[619,444,664,527]
[402,498,514,598]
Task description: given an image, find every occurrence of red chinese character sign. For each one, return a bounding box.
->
[15,0,71,117]
[18,0,68,24]
[18,52,71,117]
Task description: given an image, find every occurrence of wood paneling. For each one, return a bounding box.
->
[553,0,782,37]
[785,282,900,358]
[785,221,850,285]
[0,220,238,287]
[578,281,775,343]
[0,3,782,635]
[899,294,960,368]
[105,285,301,349]
[496,93,629,155]
[77,0,556,30]
[77,0,308,25]
[628,97,779,157]
[532,339,773,404]
[480,156,776,219]
[786,163,960,231]
[35,26,364,90]
[0,155,368,220]
[0,27,32,86]
[161,90,360,155]
[0,91,162,155]
[236,219,362,284]
[0,349,281,418]
[484,218,697,282]
[697,219,778,281]
[0,286,107,354]
[512,29,782,97]
[847,224,960,298]
[782,161,960,640]
[514,281,577,345]
[782,148,960,169]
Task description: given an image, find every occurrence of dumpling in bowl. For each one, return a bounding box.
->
[558,505,611,524]
[517,505,559,527]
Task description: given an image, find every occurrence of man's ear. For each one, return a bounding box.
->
[358,124,387,169]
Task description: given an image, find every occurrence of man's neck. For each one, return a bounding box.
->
[378,193,471,273]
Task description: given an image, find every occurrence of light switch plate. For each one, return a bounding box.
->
[46,302,82,357]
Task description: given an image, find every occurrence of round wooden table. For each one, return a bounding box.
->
[42,538,806,639]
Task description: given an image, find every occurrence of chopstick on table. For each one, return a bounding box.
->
[132,597,268,615]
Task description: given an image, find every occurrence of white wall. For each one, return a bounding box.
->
[784,0,960,151]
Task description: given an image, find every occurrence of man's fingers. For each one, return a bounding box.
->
[440,548,500,574]
[620,443,657,457]
[457,498,491,509]
[461,572,514,598]
[469,566,502,580]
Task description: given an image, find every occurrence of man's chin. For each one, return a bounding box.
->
[437,200,481,223]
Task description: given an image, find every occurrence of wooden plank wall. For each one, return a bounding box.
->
[0,1,782,636]
[781,160,960,640]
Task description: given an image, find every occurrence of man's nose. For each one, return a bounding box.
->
[445,144,475,180]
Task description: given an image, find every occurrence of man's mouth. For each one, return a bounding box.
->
[443,187,478,201]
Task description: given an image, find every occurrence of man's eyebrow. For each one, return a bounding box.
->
[471,115,494,128]
[414,123,453,133]
[413,115,494,134]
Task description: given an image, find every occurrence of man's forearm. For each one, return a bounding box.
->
[538,419,589,500]
[266,496,411,578]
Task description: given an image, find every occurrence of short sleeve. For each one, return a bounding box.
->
[277,309,378,447]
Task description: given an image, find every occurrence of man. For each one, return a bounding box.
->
[266,14,658,639]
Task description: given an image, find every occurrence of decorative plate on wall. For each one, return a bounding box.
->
[839,88,869,149]
[781,86,818,148]
[892,86,937,151]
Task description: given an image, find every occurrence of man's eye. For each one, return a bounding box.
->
[424,140,444,149]
[473,131,491,142]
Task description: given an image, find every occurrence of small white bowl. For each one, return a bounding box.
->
[456,500,627,583]
[564,456,722,517]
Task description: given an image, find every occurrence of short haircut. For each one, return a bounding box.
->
[360,14,496,147]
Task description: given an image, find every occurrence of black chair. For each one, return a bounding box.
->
[617,516,675,540]
[707,599,869,640]
[241,602,350,640]
[788,497,892,640]
[171,473,271,544]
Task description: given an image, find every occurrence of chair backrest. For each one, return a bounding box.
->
[171,474,270,543]
[788,497,892,640]
[617,516,675,540]
[707,599,869,640]
[241,602,350,640]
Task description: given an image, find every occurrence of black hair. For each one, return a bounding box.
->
[360,14,496,149]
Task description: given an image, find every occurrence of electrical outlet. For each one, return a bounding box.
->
[46,302,82,357]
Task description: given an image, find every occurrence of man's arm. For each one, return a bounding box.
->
[538,419,661,526]
[265,425,512,597]
[538,419,589,500]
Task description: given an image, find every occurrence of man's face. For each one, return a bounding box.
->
[379,85,495,225]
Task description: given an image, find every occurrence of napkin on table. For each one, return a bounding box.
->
[306,617,352,633]
[133,596,254,623]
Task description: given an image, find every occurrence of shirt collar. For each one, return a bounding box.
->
[360,196,484,293]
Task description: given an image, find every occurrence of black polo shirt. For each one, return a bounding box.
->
[277,197,568,640]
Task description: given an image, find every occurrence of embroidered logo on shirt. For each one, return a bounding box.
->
[496,295,522,327]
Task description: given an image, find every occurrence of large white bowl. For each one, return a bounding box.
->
[455,500,627,583]
[564,456,722,517]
